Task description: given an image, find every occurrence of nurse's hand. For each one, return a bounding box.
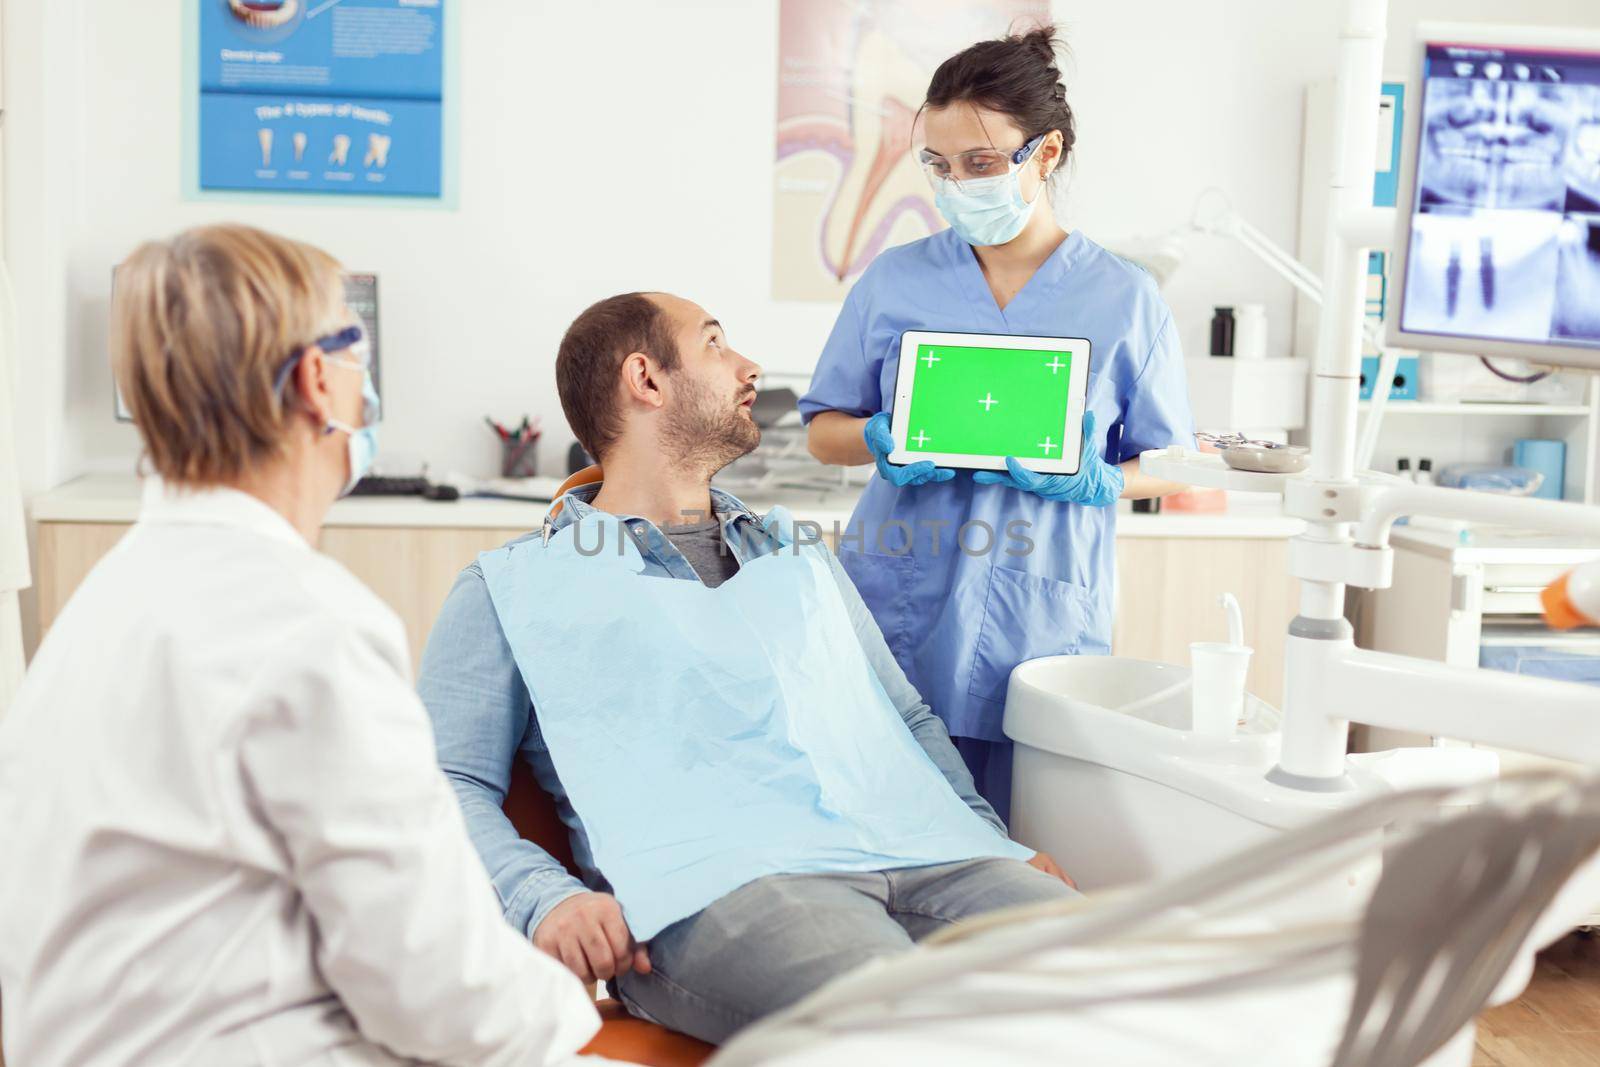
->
[973,411,1124,506]
[534,891,652,983]
[864,412,955,488]
[1027,850,1078,890]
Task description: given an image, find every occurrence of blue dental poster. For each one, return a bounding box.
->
[198,0,445,198]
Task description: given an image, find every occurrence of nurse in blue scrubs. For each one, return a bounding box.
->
[801,24,1194,821]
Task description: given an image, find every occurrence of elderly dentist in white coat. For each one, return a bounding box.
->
[0,224,601,1067]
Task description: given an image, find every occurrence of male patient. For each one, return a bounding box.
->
[418,292,1075,1044]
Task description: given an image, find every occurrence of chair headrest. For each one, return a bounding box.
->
[547,464,603,523]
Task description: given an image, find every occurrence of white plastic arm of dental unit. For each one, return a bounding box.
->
[1354,483,1600,549]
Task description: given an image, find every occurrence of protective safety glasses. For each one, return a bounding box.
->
[918,133,1046,192]
[272,323,371,395]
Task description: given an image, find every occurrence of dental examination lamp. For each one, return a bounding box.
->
[1141,14,1600,785]
[1110,188,1405,470]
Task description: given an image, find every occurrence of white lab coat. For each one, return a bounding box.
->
[0,483,602,1066]
[0,251,29,717]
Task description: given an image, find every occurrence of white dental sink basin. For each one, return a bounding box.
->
[1006,656,1282,770]
[1012,656,1191,715]
[1003,655,1384,902]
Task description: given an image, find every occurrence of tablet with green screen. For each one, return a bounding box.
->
[888,330,1092,475]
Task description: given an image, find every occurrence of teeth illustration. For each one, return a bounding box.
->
[329,134,351,166]
[293,131,307,163]
[228,0,299,29]
[363,133,391,168]
[257,128,273,168]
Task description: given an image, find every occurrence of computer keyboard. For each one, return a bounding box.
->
[349,475,429,496]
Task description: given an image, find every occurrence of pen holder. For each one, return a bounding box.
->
[500,437,539,479]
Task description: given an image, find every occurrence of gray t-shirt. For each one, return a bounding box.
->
[662,517,741,588]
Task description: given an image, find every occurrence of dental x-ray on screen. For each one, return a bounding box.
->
[1393,32,1600,363]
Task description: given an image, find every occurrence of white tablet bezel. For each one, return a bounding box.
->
[888,330,1092,475]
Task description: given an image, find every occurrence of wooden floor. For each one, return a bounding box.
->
[1476,931,1600,1066]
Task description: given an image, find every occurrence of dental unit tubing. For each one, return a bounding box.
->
[1281,635,1600,781]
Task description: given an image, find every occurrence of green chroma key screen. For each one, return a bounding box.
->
[903,342,1073,458]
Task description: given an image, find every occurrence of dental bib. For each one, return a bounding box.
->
[478,507,1027,940]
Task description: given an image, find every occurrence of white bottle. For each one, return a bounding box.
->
[1416,458,1434,486]
[1233,304,1267,360]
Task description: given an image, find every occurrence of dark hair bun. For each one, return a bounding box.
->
[1017,24,1062,70]
[922,22,1076,163]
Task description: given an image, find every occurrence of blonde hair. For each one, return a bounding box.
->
[111,223,345,486]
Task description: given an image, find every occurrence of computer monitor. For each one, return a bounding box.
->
[1388,23,1600,370]
[342,272,382,398]
[113,270,381,422]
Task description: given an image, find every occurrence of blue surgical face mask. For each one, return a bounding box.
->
[932,137,1047,248]
[325,366,381,497]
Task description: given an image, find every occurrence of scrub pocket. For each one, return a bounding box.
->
[838,547,916,660]
[966,564,1103,704]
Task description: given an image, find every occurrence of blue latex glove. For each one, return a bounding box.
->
[973,411,1125,506]
[864,412,955,488]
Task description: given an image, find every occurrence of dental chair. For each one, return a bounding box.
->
[520,463,715,1064]
[549,464,604,517]
[708,770,1600,1067]
[503,737,715,1067]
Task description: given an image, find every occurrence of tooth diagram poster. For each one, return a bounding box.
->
[774,0,1050,302]
[198,0,445,198]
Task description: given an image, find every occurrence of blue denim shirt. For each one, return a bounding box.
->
[417,483,1009,940]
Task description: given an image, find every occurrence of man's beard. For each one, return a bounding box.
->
[659,375,761,476]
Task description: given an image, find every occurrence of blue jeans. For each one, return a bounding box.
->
[615,857,1075,1044]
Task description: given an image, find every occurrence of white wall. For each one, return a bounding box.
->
[9,0,802,492]
[8,0,1599,493]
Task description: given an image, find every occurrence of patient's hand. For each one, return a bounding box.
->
[1027,851,1078,890]
[534,892,652,983]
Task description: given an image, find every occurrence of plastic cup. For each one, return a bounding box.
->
[1190,642,1253,737]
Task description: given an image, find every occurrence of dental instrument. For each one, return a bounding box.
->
[1194,433,1312,474]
